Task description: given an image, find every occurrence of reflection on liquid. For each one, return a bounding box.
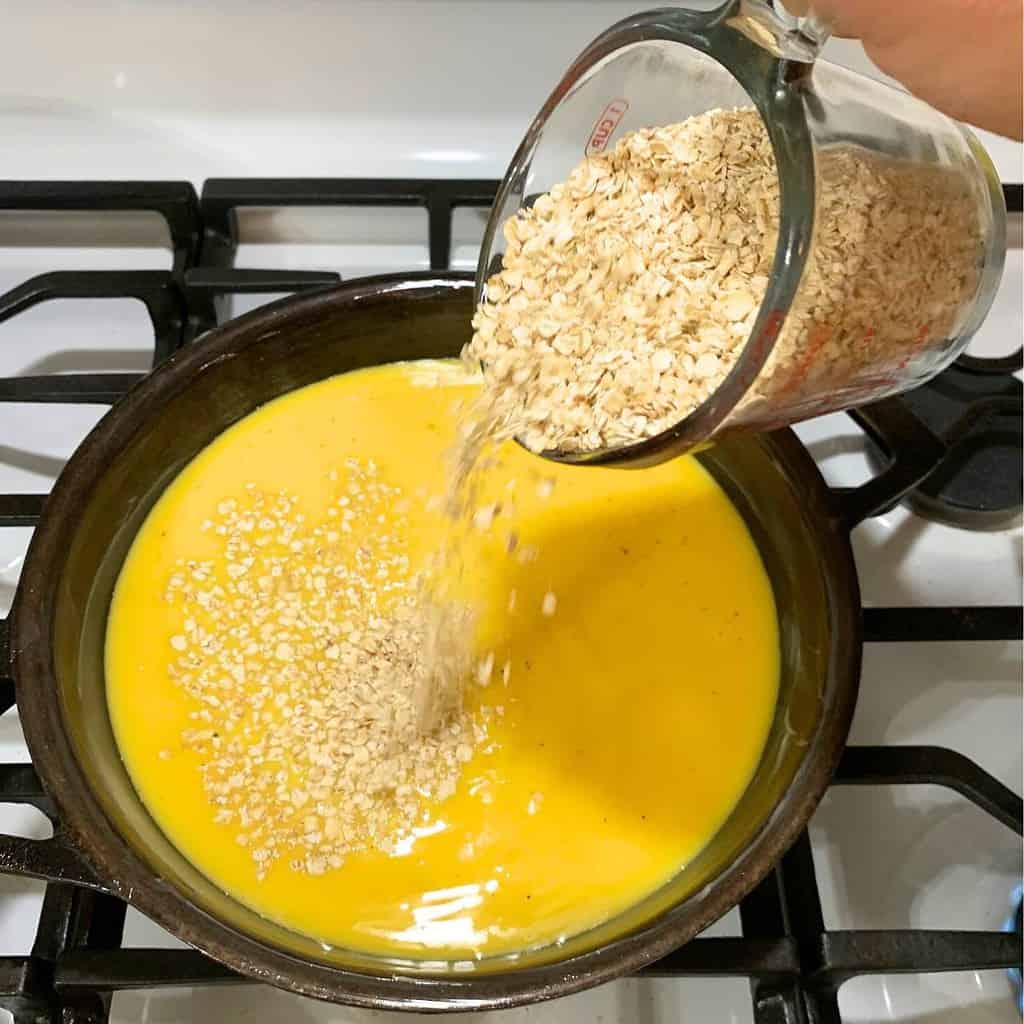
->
[375,882,490,949]
[390,818,448,858]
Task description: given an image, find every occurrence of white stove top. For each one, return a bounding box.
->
[0,3,1020,1021]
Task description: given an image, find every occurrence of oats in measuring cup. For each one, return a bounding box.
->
[468,107,982,453]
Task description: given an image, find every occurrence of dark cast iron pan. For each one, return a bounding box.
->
[0,272,935,1011]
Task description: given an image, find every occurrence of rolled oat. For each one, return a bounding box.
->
[165,461,486,880]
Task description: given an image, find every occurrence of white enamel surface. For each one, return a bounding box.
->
[0,3,1020,1021]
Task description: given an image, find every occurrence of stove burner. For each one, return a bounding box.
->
[868,358,1023,530]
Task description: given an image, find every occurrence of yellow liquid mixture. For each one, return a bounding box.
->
[106,360,779,959]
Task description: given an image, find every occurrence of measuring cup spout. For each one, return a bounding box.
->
[739,0,834,61]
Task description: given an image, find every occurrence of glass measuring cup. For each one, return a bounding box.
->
[474,1,1007,467]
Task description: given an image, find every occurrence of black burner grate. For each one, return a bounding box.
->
[0,178,1020,1023]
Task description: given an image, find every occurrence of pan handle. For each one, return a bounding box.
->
[0,823,111,893]
[835,396,948,530]
[0,616,112,893]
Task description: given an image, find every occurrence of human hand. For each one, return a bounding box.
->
[813,0,1023,139]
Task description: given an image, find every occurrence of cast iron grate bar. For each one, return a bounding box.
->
[863,605,1023,642]
[184,268,342,293]
[957,349,1023,375]
[836,745,1023,833]
[809,929,1021,991]
[0,270,185,367]
[0,885,131,1023]
[738,864,808,1022]
[43,886,128,1024]
[183,267,344,339]
[54,948,241,992]
[0,622,10,716]
[0,957,55,1024]
[0,494,46,527]
[777,834,843,1023]
[50,934,808,995]
[0,373,144,405]
[0,764,52,818]
[644,935,799,978]
[0,181,201,275]
[47,932,945,1004]
[199,178,500,271]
